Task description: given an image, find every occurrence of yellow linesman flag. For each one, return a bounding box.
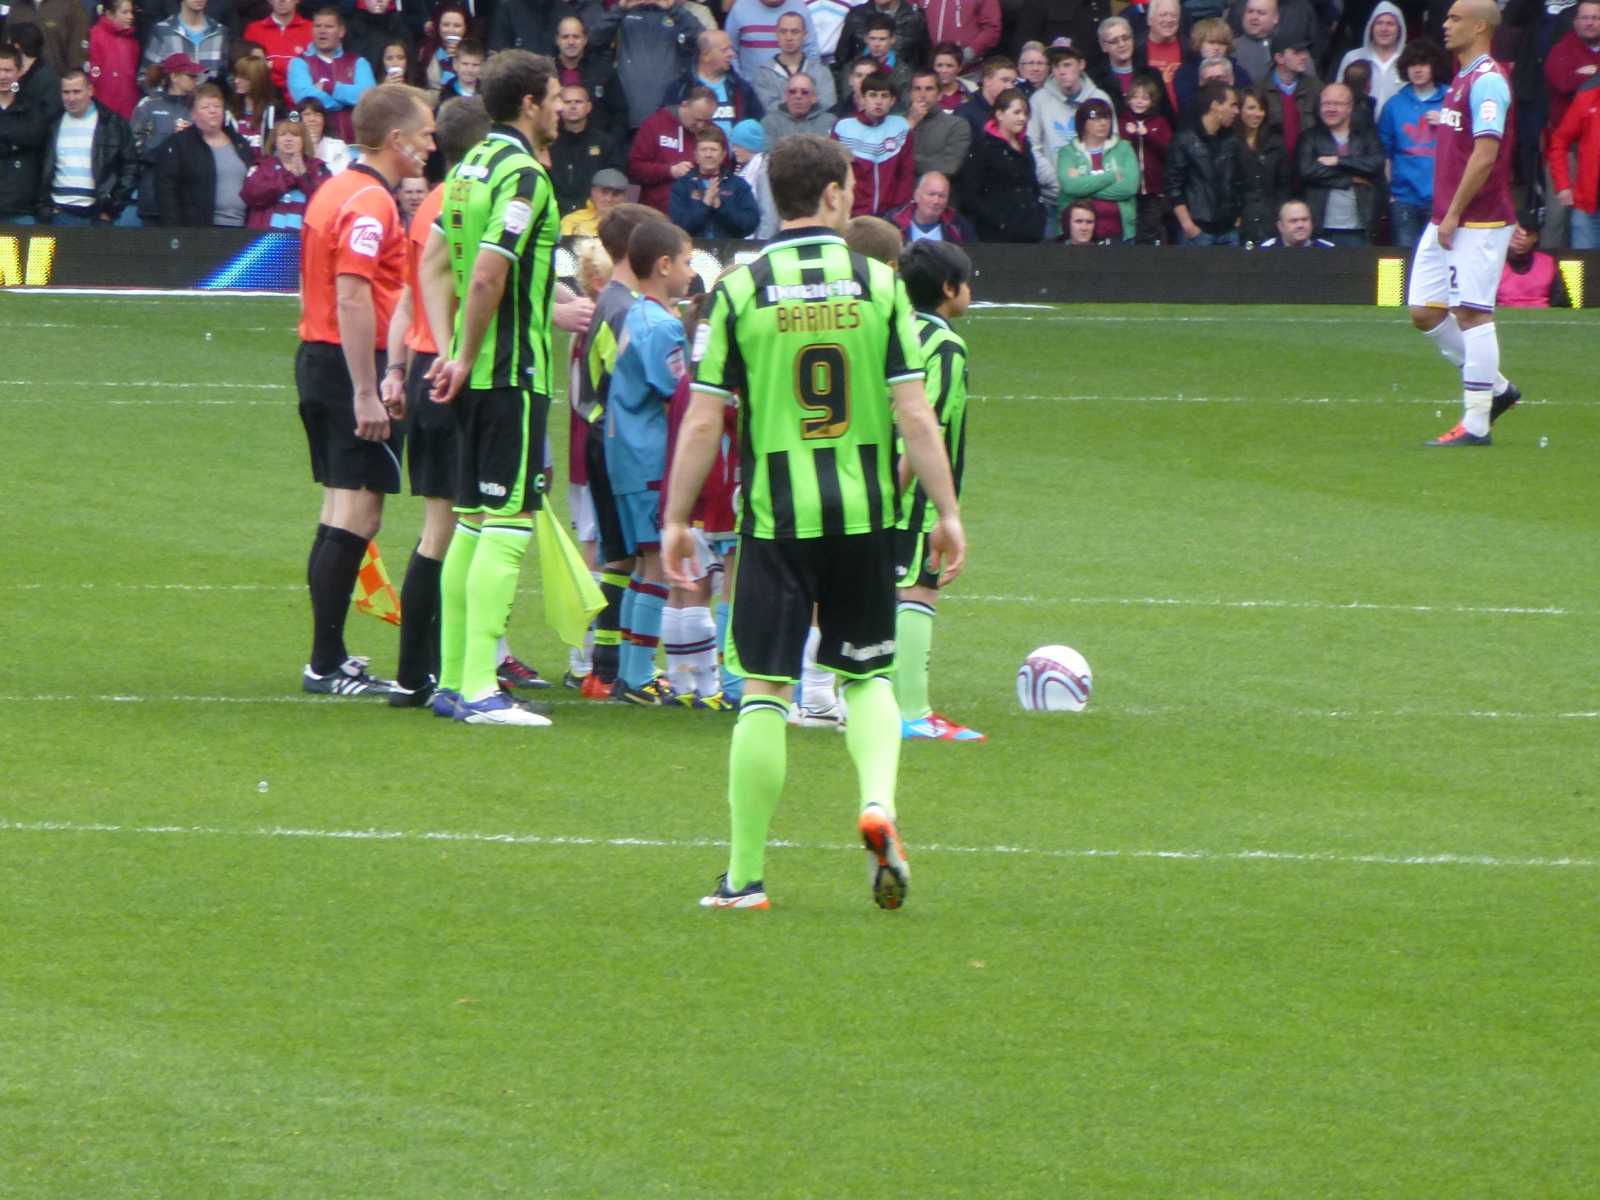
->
[537,507,605,647]
[354,540,402,627]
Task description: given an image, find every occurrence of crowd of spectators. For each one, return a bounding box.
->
[0,0,1596,250]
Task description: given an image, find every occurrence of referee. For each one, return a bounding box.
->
[297,84,436,697]
[664,133,967,912]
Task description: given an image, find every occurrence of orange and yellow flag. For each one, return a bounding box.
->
[353,541,402,627]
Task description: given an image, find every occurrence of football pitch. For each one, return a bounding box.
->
[4,293,1598,1197]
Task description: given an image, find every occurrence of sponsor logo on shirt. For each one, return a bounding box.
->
[667,346,686,380]
[1477,98,1499,126]
[762,279,863,302]
[503,199,533,235]
[348,215,383,257]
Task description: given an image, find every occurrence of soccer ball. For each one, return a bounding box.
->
[1016,645,1092,712]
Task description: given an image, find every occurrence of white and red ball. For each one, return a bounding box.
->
[1016,645,1092,712]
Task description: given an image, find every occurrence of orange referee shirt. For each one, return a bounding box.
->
[404,182,445,357]
[298,164,407,347]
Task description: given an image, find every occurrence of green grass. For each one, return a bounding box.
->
[3,294,1598,1197]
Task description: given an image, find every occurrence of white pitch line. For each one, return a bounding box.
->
[0,379,288,391]
[0,694,1594,720]
[971,392,1591,407]
[945,594,1576,616]
[0,818,1592,870]
[967,311,1600,328]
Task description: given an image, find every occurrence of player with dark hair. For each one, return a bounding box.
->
[892,240,978,741]
[664,133,966,912]
[1408,0,1522,447]
[380,95,490,705]
[296,83,435,697]
[607,220,698,703]
[425,50,562,726]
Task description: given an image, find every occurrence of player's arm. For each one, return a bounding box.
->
[663,388,726,587]
[433,248,510,403]
[417,225,456,390]
[893,378,964,584]
[335,273,389,442]
[382,287,411,421]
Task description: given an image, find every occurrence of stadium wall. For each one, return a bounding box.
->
[0,227,1593,307]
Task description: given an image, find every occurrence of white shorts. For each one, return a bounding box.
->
[682,528,718,582]
[568,482,597,544]
[1407,222,1514,313]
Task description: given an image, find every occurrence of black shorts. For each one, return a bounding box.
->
[296,341,404,493]
[404,352,457,500]
[585,426,630,565]
[453,386,548,516]
[728,531,897,684]
[893,523,941,592]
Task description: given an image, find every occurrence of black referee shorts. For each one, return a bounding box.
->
[403,352,456,500]
[585,425,630,565]
[728,531,897,684]
[296,341,404,494]
[453,386,548,516]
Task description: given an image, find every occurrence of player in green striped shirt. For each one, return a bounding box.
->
[425,50,562,727]
[663,134,968,912]
[892,241,981,743]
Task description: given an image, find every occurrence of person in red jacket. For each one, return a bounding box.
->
[1544,0,1600,132]
[1549,75,1600,249]
[88,0,141,120]
[245,0,315,95]
[918,0,1001,63]
[628,87,719,212]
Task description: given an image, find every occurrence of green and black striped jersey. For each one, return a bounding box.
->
[693,227,925,540]
[897,312,968,536]
[437,125,559,393]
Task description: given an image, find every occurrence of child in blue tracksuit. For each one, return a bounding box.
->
[668,128,759,238]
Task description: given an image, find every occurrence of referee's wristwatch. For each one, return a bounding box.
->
[385,364,405,378]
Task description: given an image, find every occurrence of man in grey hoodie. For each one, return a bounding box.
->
[759,70,836,140]
[1025,43,1110,212]
[587,0,704,129]
[751,11,836,113]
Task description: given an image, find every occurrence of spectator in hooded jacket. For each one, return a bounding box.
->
[1056,97,1138,242]
[1335,1,1405,115]
[729,118,779,237]
[959,86,1045,240]
[670,125,760,236]
[751,11,836,114]
[587,0,705,130]
[142,0,228,81]
[726,0,820,79]
[630,86,717,211]
[905,67,970,180]
[833,68,916,215]
[553,16,630,134]
[836,0,929,73]
[88,0,142,121]
[155,80,255,226]
[244,0,313,95]
[1165,80,1244,243]
[1027,43,1111,216]
[888,169,975,241]
[1120,72,1172,242]
[3,0,87,76]
[130,54,200,224]
[665,29,764,138]
[761,69,835,139]
[241,111,330,228]
[1235,86,1287,244]
[1544,0,1600,133]
[1549,72,1600,248]
[1294,81,1382,245]
[1377,37,1447,248]
[38,67,137,224]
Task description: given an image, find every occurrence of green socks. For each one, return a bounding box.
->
[893,600,936,721]
[843,676,901,817]
[727,696,789,889]
[461,520,533,702]
[438,522,480,694]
